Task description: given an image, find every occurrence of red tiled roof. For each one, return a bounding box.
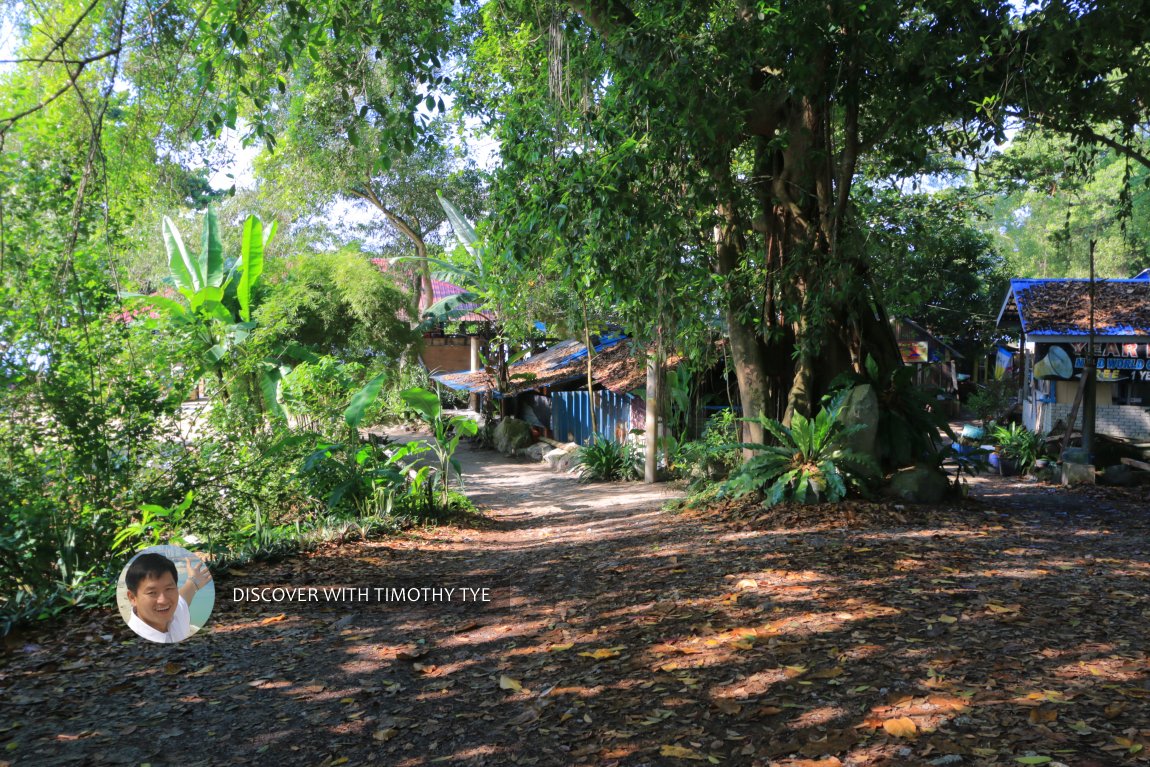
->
[372,259,493,323]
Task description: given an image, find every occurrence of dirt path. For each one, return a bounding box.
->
[3,447,1150,767]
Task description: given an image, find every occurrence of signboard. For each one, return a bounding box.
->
[899,341,929,364]
[1036,342,1150,382]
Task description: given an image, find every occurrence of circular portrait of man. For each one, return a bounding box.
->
[116,545,215,643]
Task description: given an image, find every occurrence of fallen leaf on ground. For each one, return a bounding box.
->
[882,717,918,737]
[578,648,621,660]
[659,744,706,760]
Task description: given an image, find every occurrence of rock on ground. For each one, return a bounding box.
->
[493,416,534,455]
[837,383,879,460]
[889,464,950,503]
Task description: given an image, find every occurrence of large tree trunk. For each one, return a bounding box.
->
[568,0,902,445]
[713,193,772,446]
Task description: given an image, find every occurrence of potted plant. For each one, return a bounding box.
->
[992,423,1042,476]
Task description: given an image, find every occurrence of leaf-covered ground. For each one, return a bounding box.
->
[3,448,1149,767]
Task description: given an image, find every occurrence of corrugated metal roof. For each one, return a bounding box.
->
[997,278,1150,338]
[432,337,679,396]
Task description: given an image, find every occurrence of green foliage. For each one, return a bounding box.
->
[968,379,1018,428]
[299,439,432,517]
[859,188,1007,357]
[401,387,479,507]
[833,357,952,470]
[343,372,389,432]
[977,130,1150,280]
[112,492,195,552]
[574,438,643,483]
[254,246,417,362]
[723,396,878,507]
[669,408,741,490]
[283,357,370,436]
[993,423,1044,473]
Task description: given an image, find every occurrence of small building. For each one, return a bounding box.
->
[416,277,493,375]
[432,336,684,444]
[996,277,1150,440]
[372,260,493,402]
[892,317,962,393]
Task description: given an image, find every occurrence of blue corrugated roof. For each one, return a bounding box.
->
[997,278,1150,337]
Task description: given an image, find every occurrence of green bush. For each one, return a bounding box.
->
[0,463,120,635]
[574,437,642,483]
[723,394,878,506]
[282,356,390,435]
[669,408,741,488]
[969,379,1018,428]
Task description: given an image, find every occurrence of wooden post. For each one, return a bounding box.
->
[1082,239,1097,458]
[469,335,481,411]
[645,338,661,484]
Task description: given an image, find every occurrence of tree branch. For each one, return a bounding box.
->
[1002,108,1150,170]
[34,0,103,69]
[351,183,434,312]
[0,48,121,134]
[565,0,637,40]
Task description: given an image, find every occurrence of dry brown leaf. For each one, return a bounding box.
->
[259,613,286,625]
[809,666,844,679]
[396,646,428,661]
[882,717,918,738]
[659,744,706,760]
[578,648,621,660]
[712,699,742,716]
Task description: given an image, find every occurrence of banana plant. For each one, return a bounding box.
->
[123,208,288,414]
[401,386,478,509]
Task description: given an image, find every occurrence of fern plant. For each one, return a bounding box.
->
[573,437,642,482]
[723,395,878,506]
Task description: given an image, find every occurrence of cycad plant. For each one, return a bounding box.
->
[723,394,878,506]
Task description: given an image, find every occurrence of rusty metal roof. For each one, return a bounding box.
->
[432,337,680,396]
[998,278,1150,338]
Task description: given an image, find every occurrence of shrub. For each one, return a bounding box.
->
[969,379,1018,428]
[574,437,642,482]
[723,394,878,506]
[831,356,951,469]
[669,408,741,488]
[281,356,395,436]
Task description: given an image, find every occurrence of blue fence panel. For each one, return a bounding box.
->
[551,390,633,445]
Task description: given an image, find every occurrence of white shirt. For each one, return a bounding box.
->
[128,595,192,643]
